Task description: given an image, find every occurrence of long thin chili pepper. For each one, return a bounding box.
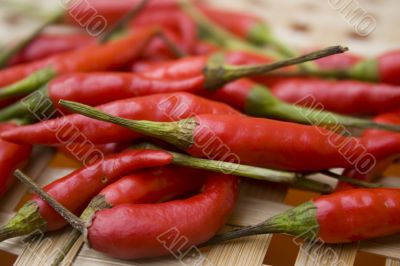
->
[0,122,32,197]
[0,27,159,101]
[0,150,173,241]
[52,165,206,265]
[257,77,400,115]
[15,169,239,260]
[0,46,346,121]
[60,100,368,172]
[204,188,400,245]
[197,4,297,58]
[203,78,400,131]
[7,33,94,66]
[277,50,400,85]
[1,92,242,145]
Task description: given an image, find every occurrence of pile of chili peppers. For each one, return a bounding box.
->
[0,0,399,263]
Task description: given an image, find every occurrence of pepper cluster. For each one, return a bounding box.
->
[0,0,399,263]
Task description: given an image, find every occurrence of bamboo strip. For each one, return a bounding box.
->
[295,243,358,266]
[386,259,400,266]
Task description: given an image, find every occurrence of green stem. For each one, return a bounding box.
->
[321,170,381,188]
[205,46,348,89]
[99,0,149,43]
[14,170,85,233]
[246,85,400,133]
[0,10,63,68]
[0,68,55,100]
[133,143,332,193]
[202,201,318,247]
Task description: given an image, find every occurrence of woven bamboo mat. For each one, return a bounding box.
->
[0,0,399,265]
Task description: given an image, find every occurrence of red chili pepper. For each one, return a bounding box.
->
[23,170,238,259]
[1,92,241,145]
[61,101,368,172]
[65,0,179,26]
[132,9,197,54]
[377,50,400,85]
[259,77,400,115]
[205,188,400,245]
[8,33,94,66]
[0,123,32,197]
[0,27,158,91]
[0,149,173,241]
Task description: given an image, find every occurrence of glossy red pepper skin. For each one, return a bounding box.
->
[100,166,204,206]
[0,27,157,88]
[66,0,179,25]
[33,150,173,231]
[262,77,400,115]
[0,123,32,197]
[315,188,400,243]
[377,50,400,85]
[88,173,238,259]
[8,34,93,66]
[48,73,205,110]
[186,114,358,171]
[132,9,197,54]
[2,92,241,145]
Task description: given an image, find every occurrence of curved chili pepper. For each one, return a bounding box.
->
[51,165,205,265]
[18,170,238,260]
[0,27,158,99]
[260,77,400,115]
[61,101,369,172]
[0,149,173,241]
[8,33,93,66]
[205,188,400,245]
[1,92,241,145]
[0,123,32,197]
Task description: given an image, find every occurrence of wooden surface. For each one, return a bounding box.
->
[0,0,399,265]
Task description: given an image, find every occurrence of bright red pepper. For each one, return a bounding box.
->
[0,27,157,89]
[259,77,400,115]
[1,92,241,145]
[377,50,400,86]
[8,34,94,66]
[205,188,400,245]
[60,101,369,172]
[0,149,173,241]
[131,9,197,54]
[0,123,32,197]
[40,172,238,259]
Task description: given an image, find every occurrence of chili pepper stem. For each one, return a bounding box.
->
[14,170,85,233]
[246,86,400,133]
[99,0,149,43]
[0,85,51,122]
[133,142,332,193]
[50,195,111,266]
[321,170,381,188]
[202,201,318,247]
[0,201,46,242]
[0,68,55,100]
[204,46,348,89]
